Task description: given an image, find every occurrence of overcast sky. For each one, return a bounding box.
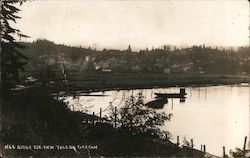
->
[16,0,249,50]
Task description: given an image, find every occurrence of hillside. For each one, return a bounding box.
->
[17,39,250,91]
[20,39,250,75]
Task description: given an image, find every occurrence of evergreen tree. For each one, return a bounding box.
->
[1,0,28,100]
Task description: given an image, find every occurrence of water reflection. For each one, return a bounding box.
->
[145,98,168,109]
[63,85,250,156]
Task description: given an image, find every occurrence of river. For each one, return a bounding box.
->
[63,85,250,156]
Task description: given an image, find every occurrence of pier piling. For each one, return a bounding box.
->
[191,139,193,148]
[203,145,206,152]
[100,108,102,118]
[243,136,247,152]
[92,112,95,125]
[114,107,117,129]
[223,146,226,158]
[177,136,180,146]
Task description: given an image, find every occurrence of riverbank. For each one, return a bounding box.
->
[1,85,221,157]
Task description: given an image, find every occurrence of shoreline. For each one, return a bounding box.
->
[60,73,250,94]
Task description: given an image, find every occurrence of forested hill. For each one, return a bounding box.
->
[20,39,250,75]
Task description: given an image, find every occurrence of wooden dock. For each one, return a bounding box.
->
[155,88,187,98]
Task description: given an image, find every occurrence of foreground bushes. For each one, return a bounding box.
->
[1,86,204,157]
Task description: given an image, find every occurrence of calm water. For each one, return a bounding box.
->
[63,85,250,156]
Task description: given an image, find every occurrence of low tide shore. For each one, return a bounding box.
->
[61,72,250,93]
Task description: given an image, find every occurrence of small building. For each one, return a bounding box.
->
[163,68,171,74]
[102,68,112,72]
[131,65,142,72]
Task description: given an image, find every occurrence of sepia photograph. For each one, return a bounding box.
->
[1,0,250,157]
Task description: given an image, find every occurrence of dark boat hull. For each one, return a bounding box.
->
[145,98,168,109]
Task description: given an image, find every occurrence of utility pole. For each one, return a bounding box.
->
[248,0,250,151]
[248,0,250,47]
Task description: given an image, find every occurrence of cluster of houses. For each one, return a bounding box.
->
[23,45,250,79]
[39,54,250,75]
[92,57,205,74]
